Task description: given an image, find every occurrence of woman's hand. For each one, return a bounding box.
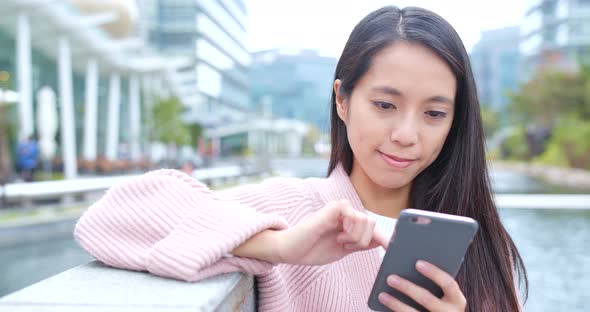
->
[273,199,389,265]
[378,260,467,311]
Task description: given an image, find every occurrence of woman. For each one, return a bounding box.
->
[75,6,527,311]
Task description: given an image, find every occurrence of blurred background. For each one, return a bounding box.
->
[0,0,588,311]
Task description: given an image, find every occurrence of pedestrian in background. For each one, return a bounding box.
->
[16,135,39,182]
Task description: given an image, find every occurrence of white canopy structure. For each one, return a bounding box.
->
[0,0,197,179]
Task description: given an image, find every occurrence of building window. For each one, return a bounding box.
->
[158,33,194,50]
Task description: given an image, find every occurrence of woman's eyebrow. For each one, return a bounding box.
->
[371,86,402,96]
[428,95,454,105]
[371,86,453,105]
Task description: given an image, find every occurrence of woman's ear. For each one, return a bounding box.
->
[333,79,348,125]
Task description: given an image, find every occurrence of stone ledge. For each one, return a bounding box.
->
[490,161,590,190]
[0,261,255,312]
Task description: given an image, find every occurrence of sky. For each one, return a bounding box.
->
[245,0,529,57]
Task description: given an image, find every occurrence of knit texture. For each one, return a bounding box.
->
[74,164,385,311]
[367,211,397,257]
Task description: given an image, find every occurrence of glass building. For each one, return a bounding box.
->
[521,0,590,78]
[250,49,337,132]
[139,0,251,127]
[470,26,521,113]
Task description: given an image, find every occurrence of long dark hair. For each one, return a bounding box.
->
[328,6,528,311]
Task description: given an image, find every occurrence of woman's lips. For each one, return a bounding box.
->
[379,151,415,169]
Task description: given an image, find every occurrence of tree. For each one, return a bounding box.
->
[506,63,590,168]
[480,105,500,139]
[500,126,529,161]
[0,70,16,184]
[302,124,320,156]
[0,100,12,183]
[534,115,590,169]
[509,68,588,125]
[187,122,203,147]
[149,97,190,146]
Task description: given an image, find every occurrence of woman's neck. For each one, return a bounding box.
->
[349,162,411,219]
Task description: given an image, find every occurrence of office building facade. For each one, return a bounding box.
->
[521,0,590,77]
[139,0,251,127]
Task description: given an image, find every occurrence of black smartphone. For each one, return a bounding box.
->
[367,209,479,312]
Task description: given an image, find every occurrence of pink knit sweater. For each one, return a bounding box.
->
[74,164,384,311]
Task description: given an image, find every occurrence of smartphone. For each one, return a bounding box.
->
[367,209,479,312]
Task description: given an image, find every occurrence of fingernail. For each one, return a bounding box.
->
[416,260,428,271]
[378,292,390,304]
[388,275,400,286]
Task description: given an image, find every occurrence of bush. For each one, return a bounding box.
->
[534,116,590,169]
[501,126,529,160]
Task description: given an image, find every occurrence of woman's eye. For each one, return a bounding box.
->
[372,101,396,110]
[425,111,447,119]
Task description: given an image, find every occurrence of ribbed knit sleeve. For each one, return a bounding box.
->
[74,169,294,282]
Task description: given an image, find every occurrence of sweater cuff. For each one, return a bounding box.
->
[146,199,288,281]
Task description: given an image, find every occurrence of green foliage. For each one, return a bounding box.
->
[505,62,590,168]
[509,69,589,124]
[0,73,18,180]
[35,171,65,181]
[302,125,320,156]
[532,140,569,167]
[187,123,204,146]
[485,146,501,161]
[534,116,590,169]
[149,97,191,146]
[501,126,529,161]
[241,146,254,158]
[480,105,500,138]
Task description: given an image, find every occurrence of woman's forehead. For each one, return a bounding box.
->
[358,43,456,100]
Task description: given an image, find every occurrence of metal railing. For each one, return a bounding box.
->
[0,165,259,209]
[1,163,589,210]
[495,194,590,209]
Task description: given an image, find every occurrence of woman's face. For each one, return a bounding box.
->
[335,42,456,191]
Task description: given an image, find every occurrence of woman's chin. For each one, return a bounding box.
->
[369,171,413,190]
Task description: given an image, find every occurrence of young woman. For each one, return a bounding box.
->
[75,6,527,311]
